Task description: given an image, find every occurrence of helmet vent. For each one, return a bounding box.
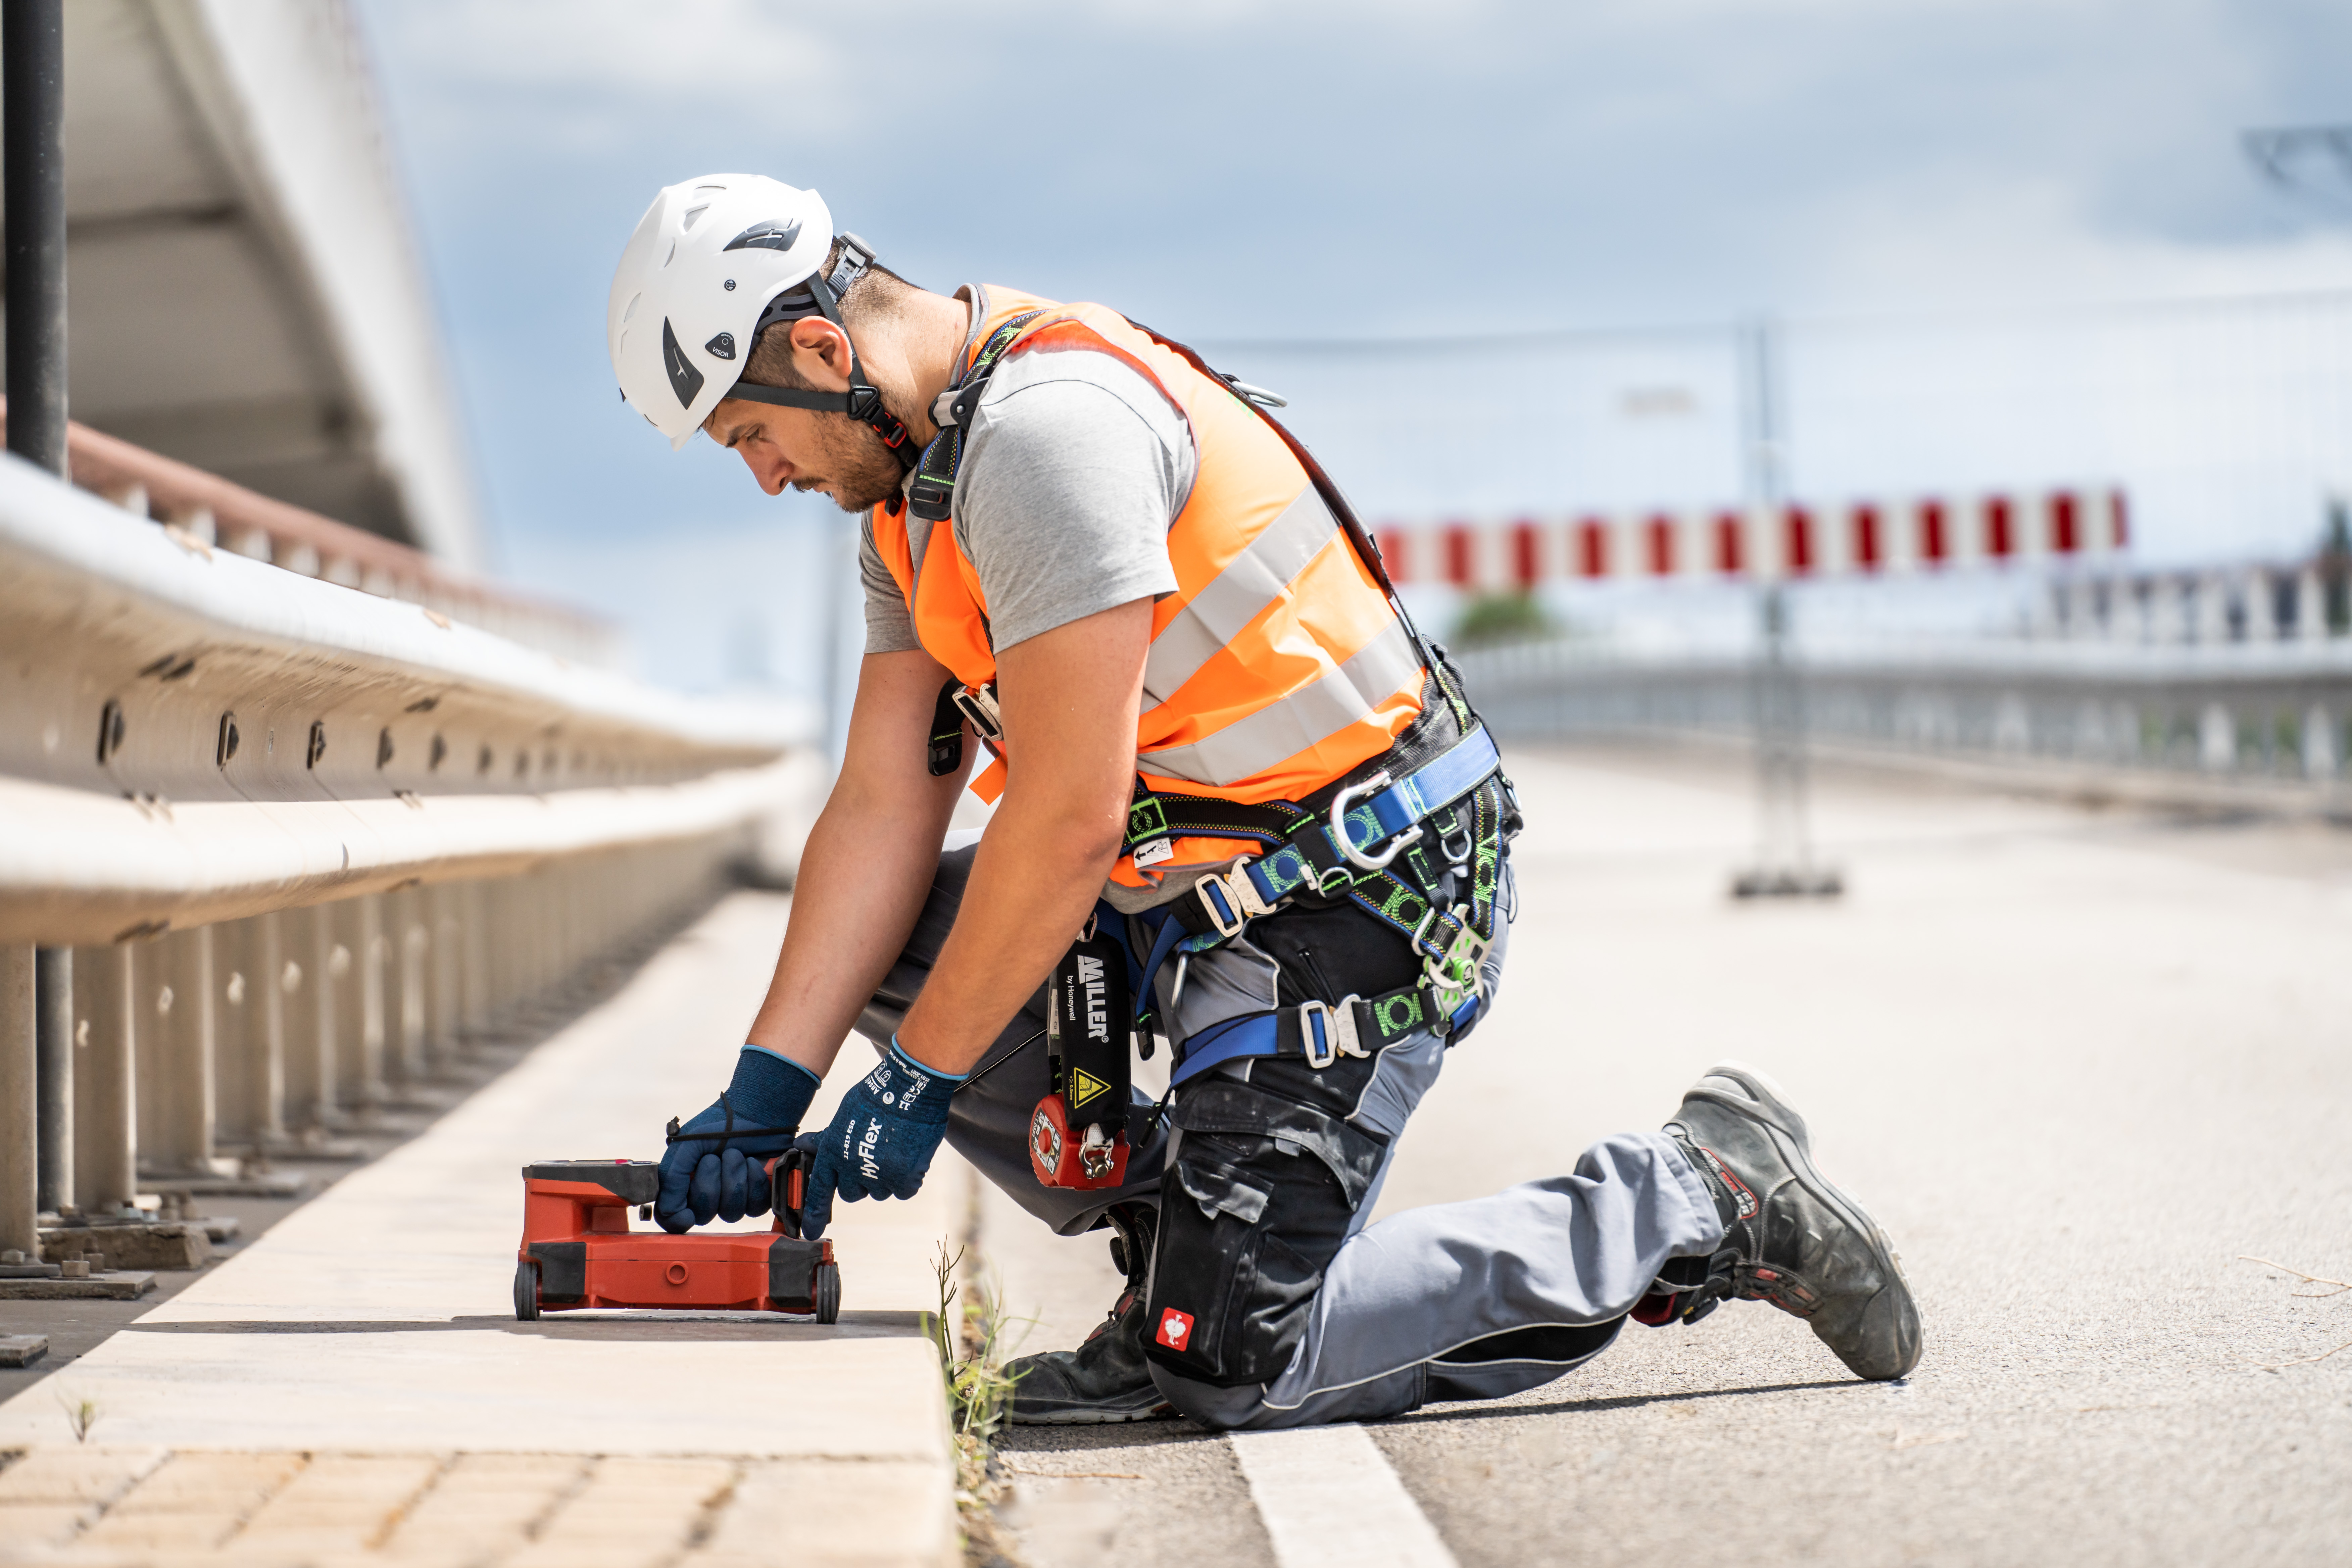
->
[723,218,802,254]
[682,203,710,232]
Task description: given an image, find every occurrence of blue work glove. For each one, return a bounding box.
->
[801,1036,965,1239]
[655,1046,821,1233]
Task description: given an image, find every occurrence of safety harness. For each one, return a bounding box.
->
[718,234,923,469]
[913,308,1520,1093]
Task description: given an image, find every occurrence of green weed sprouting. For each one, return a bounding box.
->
[55,1389,99,1444]
[923,1241,1026,1443]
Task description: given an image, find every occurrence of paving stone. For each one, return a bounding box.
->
[502,1457,739,1568]
[0,1501,97,1552]
[107,1450,306,1513]
[0,1447,168,1505]
[382,1454,584,1558]
[686,1460,957,1568]
[231,1454,444,1552]
[73,1508,245,1552]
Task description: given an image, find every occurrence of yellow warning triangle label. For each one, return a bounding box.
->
[1068,1068,1110,1108]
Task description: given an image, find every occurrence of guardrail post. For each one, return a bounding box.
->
[213,920,255,1151]
[1,947,35,1258]
[35,947,70,1214]
[336,897,383,1108]
[73,946,137,1215]
[211,916,286,1154]
[524,872,551,1006]
[458,880,489,1042]
[362,894,390,1100]
[141,926,217,1178]
[289,904,340,1131]
[389,885,427,1085]
[2305,703,2340,781]
[2199,703,2236,773]
[250,913,287,1147]
[428,884,459,1069]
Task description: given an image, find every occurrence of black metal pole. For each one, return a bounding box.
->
[5,0,67,477]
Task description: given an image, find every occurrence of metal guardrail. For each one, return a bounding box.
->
[0,404,616,664]
[1458,634,2352,793]
[0,454,819,1264]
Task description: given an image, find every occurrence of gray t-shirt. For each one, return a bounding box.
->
[860,285,1197,656]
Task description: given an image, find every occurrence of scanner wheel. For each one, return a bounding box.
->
[513,1259,540,1322]
[814,1262,840,1325]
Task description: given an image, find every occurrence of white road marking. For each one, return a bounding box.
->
[1229,1424,1457,1568]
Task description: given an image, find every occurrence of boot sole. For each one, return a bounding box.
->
[1008,1401,1173,1426]
[1685,1059,1922,1380]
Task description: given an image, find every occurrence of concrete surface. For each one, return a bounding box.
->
[988,740,2352,1567]
[0,891,965,1567]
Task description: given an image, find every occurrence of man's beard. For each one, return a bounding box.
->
[796,413,906,513]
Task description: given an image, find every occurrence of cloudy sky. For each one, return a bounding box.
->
[354,0,2352,689]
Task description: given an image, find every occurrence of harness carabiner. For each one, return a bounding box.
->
[1331,771,1423,873]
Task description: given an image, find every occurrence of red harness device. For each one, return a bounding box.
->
[1029,923,1135,1190]
[513,1152,839,1323]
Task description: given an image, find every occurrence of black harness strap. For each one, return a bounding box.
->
[722,237,922,468]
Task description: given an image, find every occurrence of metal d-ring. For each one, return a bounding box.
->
[1330,771,1422,873]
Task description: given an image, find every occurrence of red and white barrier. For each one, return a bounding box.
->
[1372,488,2128,591]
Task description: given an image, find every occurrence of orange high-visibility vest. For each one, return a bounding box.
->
[869,288,1426,891]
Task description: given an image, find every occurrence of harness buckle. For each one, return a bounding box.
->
[1296,997,1368,1070]
[1194,862,1273,940]
[1331,770,1423,873]
[1422,917,1493,1014]
[950,683,1004,750]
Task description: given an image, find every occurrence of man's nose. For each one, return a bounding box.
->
[737,442,791,496]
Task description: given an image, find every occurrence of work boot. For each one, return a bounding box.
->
[1657,1061,1923,1381]
[1007,1205,1172,1425]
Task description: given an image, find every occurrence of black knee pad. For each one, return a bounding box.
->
[1142,1077,1386,1388]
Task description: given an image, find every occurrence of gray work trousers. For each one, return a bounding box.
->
[854,844,1726,1430]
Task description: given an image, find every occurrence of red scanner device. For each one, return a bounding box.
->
[513,1148,839,1323]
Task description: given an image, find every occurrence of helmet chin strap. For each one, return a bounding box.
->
[724,235,920,470]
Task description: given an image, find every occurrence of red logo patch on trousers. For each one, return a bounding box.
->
[1156,1307,1194,1351]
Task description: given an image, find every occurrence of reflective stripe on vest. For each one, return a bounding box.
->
[871,286,1425,840]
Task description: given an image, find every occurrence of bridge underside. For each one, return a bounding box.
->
[33,0,480,564]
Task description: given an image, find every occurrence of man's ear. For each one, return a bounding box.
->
[790,317,855,387]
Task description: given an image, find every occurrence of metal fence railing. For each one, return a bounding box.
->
[1457,634,2352,792]
[0,454,818,1274]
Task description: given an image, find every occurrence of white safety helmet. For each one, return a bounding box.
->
[607,173,914,458]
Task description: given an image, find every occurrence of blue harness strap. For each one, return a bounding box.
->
[1236,726,1500,911]
[1131,726,1509,1089]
